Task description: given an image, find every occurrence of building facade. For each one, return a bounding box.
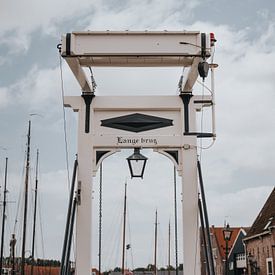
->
[200,226,248,275]
[244,188,275,275]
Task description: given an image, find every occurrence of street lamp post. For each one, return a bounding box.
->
[223,223,233,275]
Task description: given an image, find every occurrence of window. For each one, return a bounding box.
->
[266,258,273,275]
[213,248,217,259]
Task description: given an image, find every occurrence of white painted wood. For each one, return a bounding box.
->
[181,57,201,92]
[62,31,216,275]
[92,135,185,148]
[64,95,212,110]
[75,100,93,275]
[181,140,200,275]
[65,95,205,275]
[61,31,211,66]
[65,57,93,93]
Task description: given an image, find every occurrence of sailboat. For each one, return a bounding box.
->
[0,158,8,274]
[13,121,40,275]
[30,149,39,275]
[154,210,158,275]
[21,120,31,275]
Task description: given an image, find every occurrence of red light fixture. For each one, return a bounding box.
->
[210,33,217,46]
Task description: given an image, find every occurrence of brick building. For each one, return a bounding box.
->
[243,187,275,275]
[201,226,248,275]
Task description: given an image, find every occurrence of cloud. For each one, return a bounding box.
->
[1,2,275,267]
[0,63,81,111]
[84,0,199,30]
[0,87,9,109]
[0,0,94,34]
[0,0,98,53]
[179,21,275,194]
[208,185,274,226]
[0,0,200,53]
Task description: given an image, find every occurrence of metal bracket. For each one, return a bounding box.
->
[179,93,193,134]
[81,93,95,133]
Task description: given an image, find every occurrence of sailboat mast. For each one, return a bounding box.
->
[21,120,31,275]
[121,182,127,275]
[154,209,158,275]
[0,157,8,273]
[10,233,16,275]
[31,149,39,275]
[168,221,171,275]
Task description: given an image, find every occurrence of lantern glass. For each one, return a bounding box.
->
[223,223,233,241]
[127,148,148,178]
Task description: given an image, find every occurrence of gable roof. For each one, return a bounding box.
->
[246,187,275,239]
[211,227,242,259]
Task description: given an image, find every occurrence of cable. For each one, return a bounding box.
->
[199,81,205,163]
[196,78,216,150]
[193,195,199,275]
[126,198,134,269]
[38,195,45,258]
[59,51,77,260]
[58,53,71,190]
[13,152,26,234]
[196,80,213,95]
[197,140,216,150]
[158,221,166,268]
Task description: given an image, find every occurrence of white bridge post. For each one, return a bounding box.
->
[182,144,200,275]
[76,100,93,275]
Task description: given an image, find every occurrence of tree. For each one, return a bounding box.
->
[166,265,175,270]
[133,267,146,272]
[147,264,156,271]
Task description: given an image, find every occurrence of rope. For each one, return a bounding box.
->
[126,198,134,269]
[13,151,26,234]
[58,53,71,190]
[105,200,123,269]
[58,50,77,260]
[38,196,45,258]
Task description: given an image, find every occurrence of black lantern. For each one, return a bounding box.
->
[223,223,233,275]
[223,223,233,241]
[127,148,148,178]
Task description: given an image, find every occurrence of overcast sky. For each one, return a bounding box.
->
[0,0,275,271]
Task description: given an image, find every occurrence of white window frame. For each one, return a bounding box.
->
[266,257,274,275]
